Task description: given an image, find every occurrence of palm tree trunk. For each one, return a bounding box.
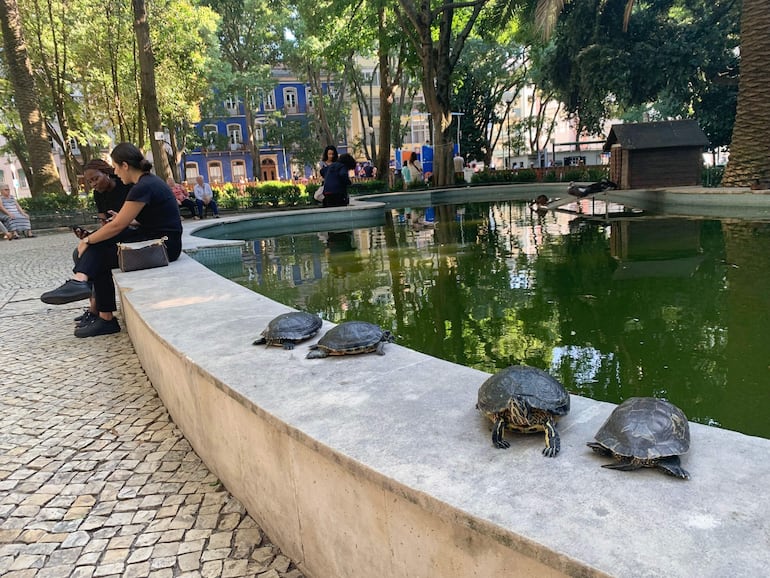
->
[0,0,63,195]
[722,0,770,187]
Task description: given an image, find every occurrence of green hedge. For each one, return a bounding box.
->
[213,182,311,210]
[471,169,538,184]
[18,192,94,213]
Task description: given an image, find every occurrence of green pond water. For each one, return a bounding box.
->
[208,199,770,440]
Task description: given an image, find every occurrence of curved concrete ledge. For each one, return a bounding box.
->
[117,191,770,578]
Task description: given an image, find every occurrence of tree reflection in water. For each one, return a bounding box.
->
[219,202,770,439]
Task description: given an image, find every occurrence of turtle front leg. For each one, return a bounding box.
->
[492,418,510,449]
[282,341,296,350]
[542,417,560,457]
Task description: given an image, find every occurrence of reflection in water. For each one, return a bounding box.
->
[212,200,770,439]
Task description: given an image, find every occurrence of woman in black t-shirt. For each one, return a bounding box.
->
[41,143,183,338]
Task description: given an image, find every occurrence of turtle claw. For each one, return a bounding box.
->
[542,445,559,458]
[492,420,509,449]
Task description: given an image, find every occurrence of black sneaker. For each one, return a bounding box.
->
[74,308,93,322]
[74,317,120,338]
[41,280,92,305]
[76,311,98,328]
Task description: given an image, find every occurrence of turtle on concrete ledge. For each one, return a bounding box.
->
[306,321,394,359]
[253,311,323,350]
[587,397,691,479]
[476,365,570,457]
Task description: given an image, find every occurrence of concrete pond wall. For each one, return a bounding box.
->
[114,189,770,577]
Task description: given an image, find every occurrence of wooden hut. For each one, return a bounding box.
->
[604,120,709,189]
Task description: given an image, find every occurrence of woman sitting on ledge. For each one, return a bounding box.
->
[41,143,183,338]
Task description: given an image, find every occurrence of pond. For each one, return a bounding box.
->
[207,198,770,440]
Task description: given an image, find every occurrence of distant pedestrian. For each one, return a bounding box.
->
[319,153,356,207]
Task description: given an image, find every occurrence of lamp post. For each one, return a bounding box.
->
[501,90,514,170]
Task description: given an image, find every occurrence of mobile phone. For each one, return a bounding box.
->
[71,226,91,236]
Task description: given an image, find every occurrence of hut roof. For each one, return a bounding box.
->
[603,120,710,152]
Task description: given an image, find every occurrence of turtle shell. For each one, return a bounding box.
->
[306,321,394,357]
[253,312,322,349]
[477,365,570,418]
[592,397,690,460]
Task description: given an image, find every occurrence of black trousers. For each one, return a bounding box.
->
[322,192,349,208]
[179,198,197,218]
[74,230,182,314]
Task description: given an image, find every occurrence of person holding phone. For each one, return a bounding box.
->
[66,159,134,327]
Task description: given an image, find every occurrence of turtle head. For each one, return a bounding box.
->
[382,330,396,343]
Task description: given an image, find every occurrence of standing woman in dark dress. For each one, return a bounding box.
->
[41,143,183,338]
[319,153,356,207]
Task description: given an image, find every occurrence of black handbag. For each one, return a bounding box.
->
[117,236,170,272]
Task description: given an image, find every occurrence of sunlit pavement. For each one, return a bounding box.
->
[0,232,304,578]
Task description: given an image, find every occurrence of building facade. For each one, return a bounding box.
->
[182,70,347,185]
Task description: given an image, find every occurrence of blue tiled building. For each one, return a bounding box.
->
[182,71,347,185]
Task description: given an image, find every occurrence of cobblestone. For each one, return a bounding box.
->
[1,232,305,577]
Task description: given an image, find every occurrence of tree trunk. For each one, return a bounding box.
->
[399,0,483,186]
[722,0,770,187]
[132,0,171,180]
[376,9,394,182]
[244,90,262,181]
[0,0,62,195]
[307,67,336,148]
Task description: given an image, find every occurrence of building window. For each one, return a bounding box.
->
[227,124,243,148]
[283,88,298,114]
[261,158,277,181]
[254,121,266,145]
[203,124,218,148]
[263,90,275,111]
[305,87,314,112]
[208,162,223,184]
[232,160,247,183]
[185,163,199,184]
[224,96,239,115]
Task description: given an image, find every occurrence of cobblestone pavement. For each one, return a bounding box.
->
[0,232,305,578]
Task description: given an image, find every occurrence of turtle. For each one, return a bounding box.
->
[587,397,691,479]
[476,365,571,457]
[306,321,394,359]
[252,311,323,350]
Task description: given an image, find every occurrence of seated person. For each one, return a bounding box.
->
[192,175,219,218]
[41,143,183,338]
[167,177,198,219]
[0,185,34,238]
[71,159,134,328]
[1,218,12,240]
